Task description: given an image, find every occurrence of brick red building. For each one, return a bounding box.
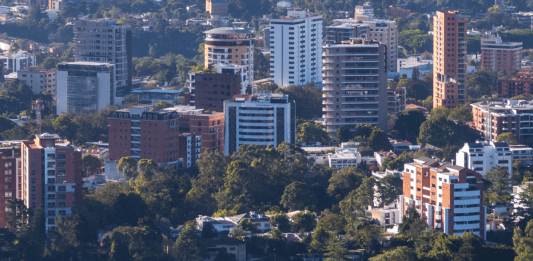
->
[108,105,204,168]
[0,147,20,228]
[497,71,533,98]
[206,0,228,17]
[21,134,83,230]
[481,35,522,74]
[389,5,410,18]
[400,157,486,239]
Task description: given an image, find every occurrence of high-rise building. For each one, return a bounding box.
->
[400,157,487,239]
[178,133,201,169]
[0,147,20,228]
[56,62,115,115]
[322,38,388,137]
[73,19,132,99]
[171,106,225,154]
[16,66,56,95]
[481,35,522,74]
[471,99,533,142]
[21,134,83,230]
[204,27,254,88]
[269,9,323,86]
[324,23,368,45]
[497,71,533,97]
[333,18,398,73]
[187,63,248,112]
[433,11,468,109]
[224,93,295,155]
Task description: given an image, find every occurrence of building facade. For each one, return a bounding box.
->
[178,133,201,169]
[224,94,295,155]
[0,51,36,74]
[187,63,248,112]
[322,38,388,137]
[204,27,254,87]
[269,9,323,86]
[387,87,406,115]
[433,11,468,109]
[325,23,368,45]
[355,2,374,20]
[481,35,522,74]
[497,71,533,98]
[56,62,115,115]
[0,148,20,228]
[21,134,83,230]
[471,99,533,142]
[400,157,486,239]
[16,66,56,95]
[73,19,132,98]
[456,141,513,175]
[206,0,229,17]
[172,105,225,154]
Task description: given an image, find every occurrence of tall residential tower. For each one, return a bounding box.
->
[433,11,467,109]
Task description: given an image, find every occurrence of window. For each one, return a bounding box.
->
[58,202,66,208]
[57,153,66,160]
[48,202,56,208]
[58,194,66,200]
[48,194,56,200]
[31,194,36,199]
[58,186,66,192]
[48,186,55,192]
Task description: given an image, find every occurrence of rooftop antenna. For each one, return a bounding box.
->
[32,99,43,135]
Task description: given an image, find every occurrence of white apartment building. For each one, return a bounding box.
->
[73,19,131,99]
[0,51,36,73]
[269,9,323,86]
[455,141,512,175]
[224,93,295,155]
[333,18,398,73]
[397,55,433,79]
[328,148,362,170]
[510,145,533,161]
[355,2,374,20]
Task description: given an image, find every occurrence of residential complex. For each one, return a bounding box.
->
[456,141,513,175]
[224,93,295,155]
[204,27,254,87]
[0,147,20,228]
[497,71,533,98]
[322,38,388,137]
[325,23,368,45]
[206,0,229,17]
[73,19,132,99]
[56,62,115,115]
[471,99,533,142]
[0,51,36,74]
[400,157,486,239]
[328,148,362,170]
[397,55,433,79]
[387,87,406,115]
[16,66,56,95]
[481,35,522,74]
[355,2,374,20]
[21,134,83,230]
[433,11,468,109]
[187,63,249,112]
[269,9,323,86]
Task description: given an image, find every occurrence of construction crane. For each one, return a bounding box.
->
[32,99,44,135]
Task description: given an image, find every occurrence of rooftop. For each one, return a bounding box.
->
[204,27,252,35]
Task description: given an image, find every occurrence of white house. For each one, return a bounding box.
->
[456,141,512,175]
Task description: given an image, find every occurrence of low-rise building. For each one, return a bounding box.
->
[328,148,362,170]
[456,141,512,175]
[370,201,403,226]
[0,50,36,74]
[206,0,229,17]
[387,87,406,115]
[471,99,533,142]
[510,145,533,161]
[198,238,246,261]
[397,55,433,79]
[374,150,397,166]
[497,71,533,98]
[16,66,56,95]
[372,169,403,180]
[512,181,533,213]
[481,35,522,74]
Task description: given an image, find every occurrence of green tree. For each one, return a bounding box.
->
[484,166,512,204]
[336,126,353,144]
[369,246,417,261]
[297,122,330,145]
[117,156,138,179]
[201,222,218,238]
[327,167,366,201]
[316,214,346,235]
[6,199,29,230]
[82,154,102,175]
[400,206,427,240]
[280,181,317,211]
[394,110,426,142]
[448,103,473,122]
[377,175,403,207]
[324,236,349,261]
[270,214,291,232]
[52,114,78,141]
[497,132,519,145]
[172,221,201,261]
[291,211,316,232]
[467,68,498,99]
[275,83,322,120]
[16,207,46,260]
[514,219,533,261]
[369,129,393,151]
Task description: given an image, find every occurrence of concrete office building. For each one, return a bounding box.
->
[322,38,388,137]
[456,141,512,175]
[269,9,323,86]
[224,93,295,155]
[433,11,468,109]
[325,23,368,45]
[481,35,522,74]
[73,19,132,99]
[497,71,533,97]
[471,99,533,142]
[0,147,20,228]
[21,134,83,230]
[401,157,486,239]
[16,66,56,95]
[204,27,254,87]
[56,62,115,115]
